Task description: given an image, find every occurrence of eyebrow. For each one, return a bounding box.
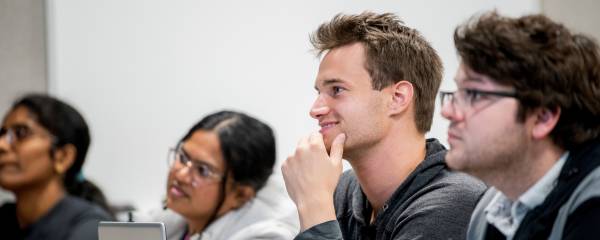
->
[314,78,344,91]
[179,146,193,160]
[455,75,485,84]
[180,146,219,170]
[462,69,488,83]
[4,123,31,130]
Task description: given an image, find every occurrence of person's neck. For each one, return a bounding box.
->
[487,139,565,201]
[186,222,206,237]
[15,179,66,228]
[185,214,214,236]
[348,125,426,211]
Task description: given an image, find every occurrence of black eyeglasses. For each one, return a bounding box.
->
[167,144,224,184]
[0,124,56,147]
[440,88,518,110]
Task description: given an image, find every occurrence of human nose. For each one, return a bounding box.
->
[310,95,330,119]
[173,162,194,184]
[440,96,464,122]
[0,131,12,155]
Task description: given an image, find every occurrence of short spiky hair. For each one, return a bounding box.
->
[454,11,600,149]
[310,12,443,133]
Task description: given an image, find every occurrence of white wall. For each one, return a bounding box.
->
[542,0,600,41]
[46,0,539,211]
[0,0,47,120]
[0,0,47,204]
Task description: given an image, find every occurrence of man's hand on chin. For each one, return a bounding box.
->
[282,132,346,231]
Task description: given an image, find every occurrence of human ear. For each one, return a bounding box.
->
[52,144,77,175]
[388,80,414,115]
[532,107,561,139]
[230,184,256,209]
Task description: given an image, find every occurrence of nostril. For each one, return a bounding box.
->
[309,109,320,119]
[310,106,329,118]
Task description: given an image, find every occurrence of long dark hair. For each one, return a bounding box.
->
[11,94,113,216]
[179,110,276,228]
[181,110,276,191]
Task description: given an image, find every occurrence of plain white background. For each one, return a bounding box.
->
[46,0,539,211]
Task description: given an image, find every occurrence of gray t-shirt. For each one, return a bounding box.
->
[295,139,487,240]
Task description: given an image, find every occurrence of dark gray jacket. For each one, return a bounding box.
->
[296,139,487,240]
[467,139,600,240]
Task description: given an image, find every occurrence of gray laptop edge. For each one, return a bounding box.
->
[98,221,167,240]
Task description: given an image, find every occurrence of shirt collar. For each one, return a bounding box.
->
[484,151,569,239]
[518,151,569,209]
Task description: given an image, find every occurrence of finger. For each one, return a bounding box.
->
[281,156,290,173]
[308,132,326,150]
[329,133,346,162]
[308,132,323,144]
[297,135,309,148]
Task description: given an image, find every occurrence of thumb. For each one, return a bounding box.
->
[329,133,346,162]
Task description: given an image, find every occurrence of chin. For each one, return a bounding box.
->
[0,177,26,192]
[166,200,188,215]
[444,150,465,171]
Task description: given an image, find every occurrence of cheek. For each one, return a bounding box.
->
[19,140,51,157]
[468,116,512,144]
[188,185,220,211]
[0,145,53,189]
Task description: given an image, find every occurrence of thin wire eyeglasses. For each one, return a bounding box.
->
[167,144,224,183]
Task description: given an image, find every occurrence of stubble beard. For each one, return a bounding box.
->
[461,127,529,187]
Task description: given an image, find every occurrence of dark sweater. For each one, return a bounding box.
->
[0,195,113,240]
[296,139,487,240]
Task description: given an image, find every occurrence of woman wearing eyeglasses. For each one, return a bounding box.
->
[0,94,113,240]
[135,110,297,240]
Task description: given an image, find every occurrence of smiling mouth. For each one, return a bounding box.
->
[319,122,338,133]
[168,184,189,199]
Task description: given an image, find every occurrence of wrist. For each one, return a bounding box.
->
[296,197,336,231]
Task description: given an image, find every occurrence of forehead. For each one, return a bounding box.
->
[182,130,224,168]
[2,106,37,127]
[315,42,372,89]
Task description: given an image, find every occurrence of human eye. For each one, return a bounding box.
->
[195,163,214,178]
[331,86,345,96]
[176,150,191,165]
[12,125,32,140]
[464,89,484,105]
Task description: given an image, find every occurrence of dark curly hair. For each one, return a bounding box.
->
[454,11,600,150]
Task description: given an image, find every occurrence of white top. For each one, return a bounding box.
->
[134,174,299,240]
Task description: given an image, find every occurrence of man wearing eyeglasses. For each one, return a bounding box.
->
[282,12,486,240]
[441,11,600,239]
